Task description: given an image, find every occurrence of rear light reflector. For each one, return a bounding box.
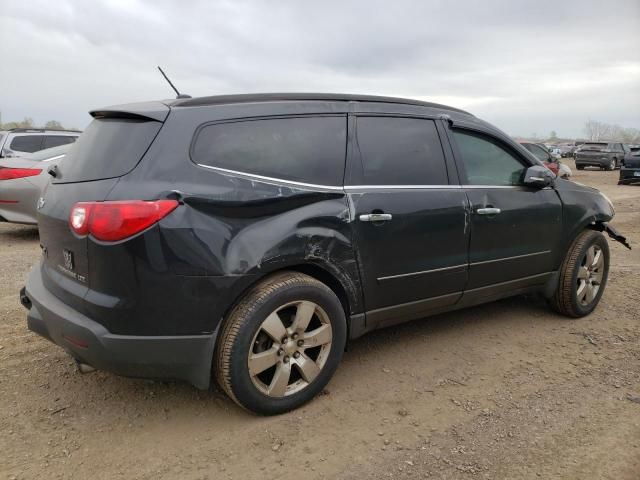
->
[63,334,89,349]
[69,200,179,242]
[0,167,42,180]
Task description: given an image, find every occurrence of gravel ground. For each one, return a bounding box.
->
[1,160,638,480]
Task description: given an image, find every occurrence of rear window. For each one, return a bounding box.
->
[55,118,161,183]
[582,143,607,149]
[192,116,347,186]
[10,135,44,153]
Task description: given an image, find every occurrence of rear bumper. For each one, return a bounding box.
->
[21,266,216,389]
[575,157,609,167]
[619,167,640,185]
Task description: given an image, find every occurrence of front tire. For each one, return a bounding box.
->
[606,159,616,171]
[576,164,584,170]
[550,230,609,317]
[215,272,347,415]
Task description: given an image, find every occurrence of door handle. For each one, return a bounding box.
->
[359,213,393,222]
[476,207,501,215]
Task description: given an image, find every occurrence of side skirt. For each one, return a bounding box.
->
[349,272,556,340]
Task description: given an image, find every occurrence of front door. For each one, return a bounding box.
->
[447,128,563,297]
[347,115,469,329]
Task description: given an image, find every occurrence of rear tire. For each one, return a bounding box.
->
[576,164,584,170]
[550,230,609,318]
[215,271,346,415]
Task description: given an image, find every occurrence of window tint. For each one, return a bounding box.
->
[54,118,162,183]
[43,135,77,149]
[10,135,43,153]
[355,117,448,185]
[452,130,526,186]
[192,116,347,186]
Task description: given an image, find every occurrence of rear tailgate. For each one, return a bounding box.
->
[37,103,168,315]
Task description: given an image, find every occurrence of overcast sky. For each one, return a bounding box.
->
[1,0,639,138]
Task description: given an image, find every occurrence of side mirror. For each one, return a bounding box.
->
[524,165,555,188]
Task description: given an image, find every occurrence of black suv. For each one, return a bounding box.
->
[21,94,629,415]
[575,142,629,170]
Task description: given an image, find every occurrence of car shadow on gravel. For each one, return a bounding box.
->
[39,293,560,419]
[0,224,39,242]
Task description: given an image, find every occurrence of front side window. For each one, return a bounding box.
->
[355,117,448,185]
[452,130,527,186]
[10,135,44,153]
[192,116,347,186]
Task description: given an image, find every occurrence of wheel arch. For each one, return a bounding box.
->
[217,260,362,345]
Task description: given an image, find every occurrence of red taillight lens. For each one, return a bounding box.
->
[69,200,178,242]
[0,167,42,180]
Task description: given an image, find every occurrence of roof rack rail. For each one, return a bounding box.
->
[5,128,82,133]
[172,93,473,115]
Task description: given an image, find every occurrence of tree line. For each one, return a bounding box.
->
[1,117,68,130]
[584,120,640,143]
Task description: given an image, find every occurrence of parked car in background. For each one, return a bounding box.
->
[520,142,571,178]
[619,146,640,185]
[556,144,574,158]
[0,128,79,158]
[0,144,72,224]
[575,142,628,170]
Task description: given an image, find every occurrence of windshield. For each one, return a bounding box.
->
[522,143,550,162]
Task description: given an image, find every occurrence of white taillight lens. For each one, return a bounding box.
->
[69,204,92,236]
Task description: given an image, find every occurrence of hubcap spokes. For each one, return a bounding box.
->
[248,301,332,397]
[577,245,604,306]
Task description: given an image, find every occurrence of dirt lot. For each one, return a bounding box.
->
[1,161,639,480]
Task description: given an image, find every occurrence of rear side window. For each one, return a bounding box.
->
[355,117,448,185]
[452,130,527,186]
[192,116,347,186]
[10,135,43,153]
[55,118,161,183]
[43,135,77,149]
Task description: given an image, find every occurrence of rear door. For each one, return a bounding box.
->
[347,115,469,329]
[446,126,562,300]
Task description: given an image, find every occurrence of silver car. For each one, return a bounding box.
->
[0,144,71,224]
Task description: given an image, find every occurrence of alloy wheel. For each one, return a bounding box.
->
[576,245,604,306]
[248,300,333,397]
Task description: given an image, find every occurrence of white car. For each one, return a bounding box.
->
[0,128,79,159]
[0,144,71,224]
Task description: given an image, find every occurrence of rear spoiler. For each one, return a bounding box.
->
[89,101,170,122]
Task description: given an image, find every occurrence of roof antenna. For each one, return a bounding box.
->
[157,66,191,99]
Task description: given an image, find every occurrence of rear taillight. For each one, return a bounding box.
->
[69,200,179,242]
[0,167,42,180]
